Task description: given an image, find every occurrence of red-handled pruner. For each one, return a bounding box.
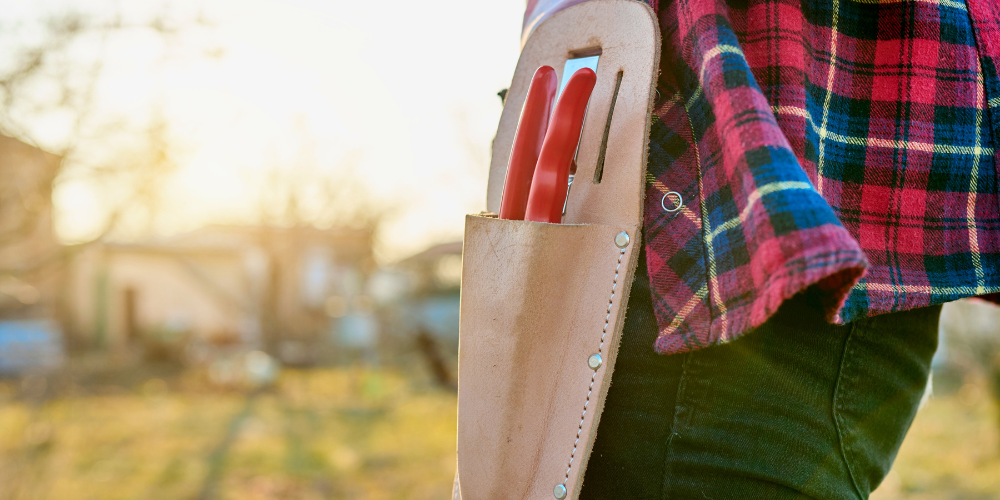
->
[524,67,597,223]
[500,66,558,220]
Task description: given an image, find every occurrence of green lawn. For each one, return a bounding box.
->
[0,362,997,499]
[0,365,457,500]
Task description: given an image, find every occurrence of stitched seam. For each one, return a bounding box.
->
[673,78,722,337]
[561,246,627,489]
[832,322,867,500]
[683,101,727,336]
[968,0,1000,228]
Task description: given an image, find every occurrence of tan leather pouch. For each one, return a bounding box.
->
[455,2,660,499]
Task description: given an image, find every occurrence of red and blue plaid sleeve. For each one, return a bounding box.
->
[645,0,1000,354]
[646,0,867,353]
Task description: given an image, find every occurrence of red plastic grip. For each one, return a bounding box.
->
[524,67,597,223]
[499,66,558,220]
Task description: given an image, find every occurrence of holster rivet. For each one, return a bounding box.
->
[614,231,630,248]
[554,484,568,499]
[588,353,603,370]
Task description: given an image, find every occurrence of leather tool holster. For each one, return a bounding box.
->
[455,2,660,498]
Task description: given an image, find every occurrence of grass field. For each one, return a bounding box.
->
[0,359,997,499]
[0,362,457,500]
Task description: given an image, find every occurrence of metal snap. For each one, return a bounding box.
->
[661,191,683,213]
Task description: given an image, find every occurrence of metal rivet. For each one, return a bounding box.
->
[614,231,630,248]
[661,191,683,213]
[588,353,603,370]
[554,484,567,499]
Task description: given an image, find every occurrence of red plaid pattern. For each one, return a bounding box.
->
[517,0,1000,354]
[645,0,1000,353]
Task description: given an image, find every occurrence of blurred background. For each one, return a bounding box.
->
[0,1,996,499]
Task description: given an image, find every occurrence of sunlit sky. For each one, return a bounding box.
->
[11,0,525,261]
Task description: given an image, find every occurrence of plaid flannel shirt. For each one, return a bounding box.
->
[523,0,1000,354]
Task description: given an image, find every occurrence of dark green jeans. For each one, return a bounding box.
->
[580,251,940,500]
